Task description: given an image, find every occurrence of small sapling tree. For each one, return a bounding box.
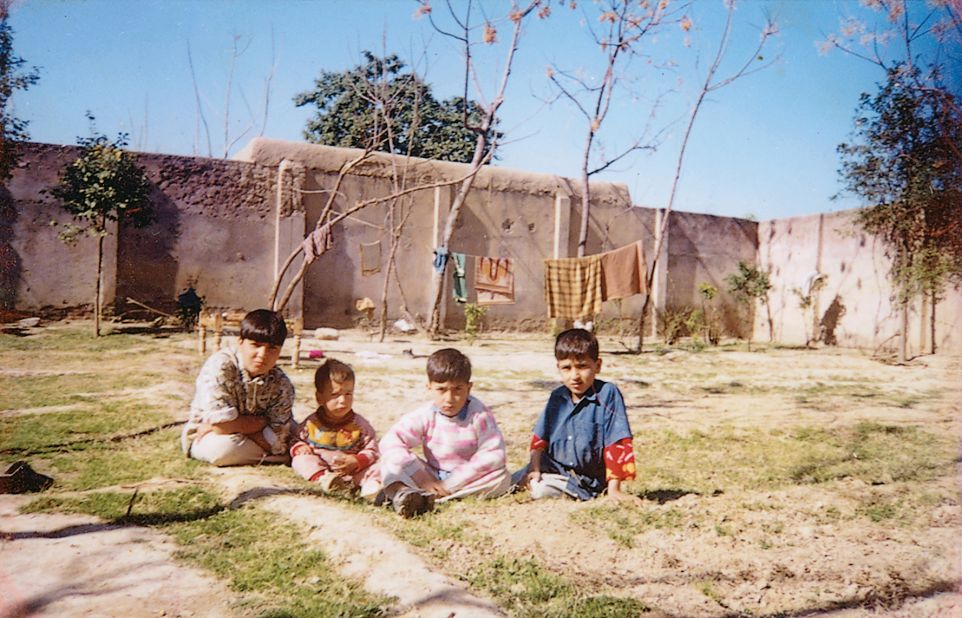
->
[725,261,771,352]
[52,118,154,336]
[697,281,720,345]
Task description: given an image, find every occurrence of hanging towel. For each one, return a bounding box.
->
[543,254,603,319]
[475,256,515,305]
[432,247,450,273]
[360,241,381,276]
[600,241,646,300]
[302,223,334,264]
[452,253,468,303]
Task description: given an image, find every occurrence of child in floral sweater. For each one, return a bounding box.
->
[290,359,379,496]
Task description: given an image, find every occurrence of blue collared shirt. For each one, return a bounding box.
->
[533,379,632,499]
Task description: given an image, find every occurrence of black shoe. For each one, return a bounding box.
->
[0,461,54,494]
[392,487,435,518]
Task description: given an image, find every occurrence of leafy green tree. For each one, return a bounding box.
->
[725,261,772,352]
[836,64,962,359]
[0,0,40,181]
[294,51,496,163]
[51,120,154,336]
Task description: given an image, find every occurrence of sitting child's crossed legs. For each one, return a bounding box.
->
[382,458,509,503]
[190,431,288,467]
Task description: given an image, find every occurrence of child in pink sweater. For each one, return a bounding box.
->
[378,348,509,517]
[290,359,379,496]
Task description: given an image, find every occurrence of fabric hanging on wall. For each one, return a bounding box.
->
[475,256,515,305]
[543,254,603,319]
[302,223,334,264]
[360,241,381,276]
[452,253,468,303]
[600,240,646,300]
[432,247,450,273]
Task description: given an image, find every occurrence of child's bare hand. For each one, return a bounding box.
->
[425,478,450,497]
[330,454,359,474]
[249,431,273,454]
[524,469,542,489]
[194,423,213,442]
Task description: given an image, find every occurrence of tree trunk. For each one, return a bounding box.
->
[898,299,908,363]
[427,134,489,337]
[95,232,104,337]
[929,289,937,355]
[576,135,593,258]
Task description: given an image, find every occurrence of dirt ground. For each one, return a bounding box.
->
[1,324,960,617]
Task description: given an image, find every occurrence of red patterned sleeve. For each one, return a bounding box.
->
[530,434,548,451]
[603,437,637,481]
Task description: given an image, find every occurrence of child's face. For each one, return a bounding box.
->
[428,379,472,417]
[557,355,602,399]
[238,338,282,377]
[316,378,354,420]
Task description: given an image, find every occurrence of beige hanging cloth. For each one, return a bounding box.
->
[600,241,646,300]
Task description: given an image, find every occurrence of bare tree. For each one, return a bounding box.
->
[424,0,544,336]
[547,0,685,257]
[187,32,274,158]
[636,1,778,351]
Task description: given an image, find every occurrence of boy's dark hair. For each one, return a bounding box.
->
[426,348,472,383]
[314,358,355,392]
[240,309,288,346]
[554,328,599,361]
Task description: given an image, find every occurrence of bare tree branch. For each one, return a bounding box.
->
[187,42,212,157]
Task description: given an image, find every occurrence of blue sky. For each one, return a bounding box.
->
[8,0,952,220]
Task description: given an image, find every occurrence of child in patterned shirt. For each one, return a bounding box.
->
[514,328,642,504]
[378,348,509,517]
[181,309,294,467]
[290,359,380,496]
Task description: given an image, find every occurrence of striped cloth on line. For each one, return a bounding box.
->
[543,254,603,319]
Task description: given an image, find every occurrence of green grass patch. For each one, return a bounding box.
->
[0,371,160,410]
[788,421,951,485]
[22,485,222,523]
[0,326,178,352]
[468,555,649,617]
[0,400,174,454]
[636,422,954,494]
[41,428,202,491]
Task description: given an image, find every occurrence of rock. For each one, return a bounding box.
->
[393,319,416,333]
[314,327,339,340]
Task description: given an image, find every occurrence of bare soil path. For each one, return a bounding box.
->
[0,496,233,618]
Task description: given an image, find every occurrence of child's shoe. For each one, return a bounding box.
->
[392,487,435,518]
[317,472,355,495]
[0,461,54,494]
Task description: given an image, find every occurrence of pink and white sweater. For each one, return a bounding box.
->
[378,396,507,493]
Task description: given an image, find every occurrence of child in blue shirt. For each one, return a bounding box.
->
[515,328,641,503]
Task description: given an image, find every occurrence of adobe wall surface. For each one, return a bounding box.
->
[7,139,958,355]
[758,211,962,355]
[664,211,759,338]
[244,139,651,330]
[6,143,288,317]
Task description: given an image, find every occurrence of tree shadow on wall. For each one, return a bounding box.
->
[0,187,22,310]
[819,294,846,346]
[115,183,180,315]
